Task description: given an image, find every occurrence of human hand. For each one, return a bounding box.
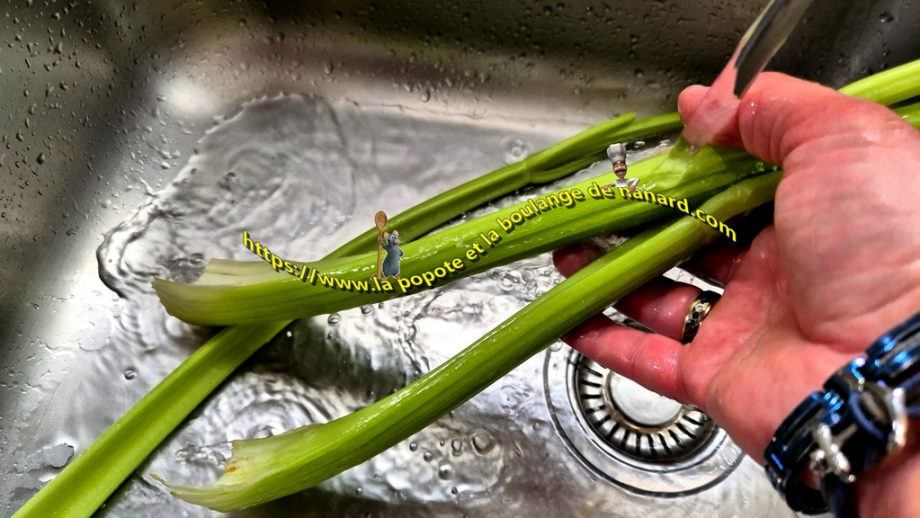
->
[553,72,920,517]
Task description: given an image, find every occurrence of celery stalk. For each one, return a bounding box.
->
[159,171,783,511]
[153,145,762,325]
[11,322,291,518]
[839,59,920,105]
[330,112,682,257]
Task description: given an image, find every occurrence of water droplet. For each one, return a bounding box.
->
[451,486,459,495]
[124,368,137,380]
[501,136,531,164]
[36,152,46,164]
[419,88,431,103]
[355,487,363,495]
[360,305,373,315]
[879,12,895,23]
[327,313,341,325]
[43,443,75,468]
[423,450,433,462]
[323,61,334,75]
[472,432,495,454]
[451,439,463,456]
[409,442,418,452]
[437,461,454,480]
[634,69,644,78]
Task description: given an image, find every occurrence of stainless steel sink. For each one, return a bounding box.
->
[2,1,918,517]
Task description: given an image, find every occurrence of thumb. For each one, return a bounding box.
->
[677,84,708,120]
[678,84,744,149]
[677,71,915,170]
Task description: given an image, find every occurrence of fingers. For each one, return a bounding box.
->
[554,241,735,339]
[553,241,737,405]
[551,241,604,278]
[554,242,700,340]
[561,314,689,403]
[614,277,701,340]
[679,242,747,289]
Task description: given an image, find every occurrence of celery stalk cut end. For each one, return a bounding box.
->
[154,423,327,510]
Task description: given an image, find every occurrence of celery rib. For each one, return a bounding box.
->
[839,59,920,106]
[153,146,760,325]
[11,322,291,518]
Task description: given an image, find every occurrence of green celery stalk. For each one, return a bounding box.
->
[158,170,784,511]
[839,59,920,105]
[330,112,682,257]
[895,103,920,126]
[153,145,762,325]
[11,322,291,518]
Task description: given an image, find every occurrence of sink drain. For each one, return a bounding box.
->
[545,345,744,496]
[575,356,716,461]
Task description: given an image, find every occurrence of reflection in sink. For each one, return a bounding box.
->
[2,1,917,517]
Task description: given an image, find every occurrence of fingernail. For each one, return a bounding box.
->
[678,85,707,117]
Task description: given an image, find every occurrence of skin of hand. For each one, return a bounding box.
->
[552,72,920,517]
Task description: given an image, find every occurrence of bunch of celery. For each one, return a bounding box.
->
[14,60,920,518]
[153,143,761,325]
[13,102,681,518]
[159,170,785,510]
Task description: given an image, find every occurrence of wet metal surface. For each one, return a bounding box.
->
[2,1,918,517]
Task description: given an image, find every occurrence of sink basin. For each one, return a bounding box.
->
[2,1,918,516]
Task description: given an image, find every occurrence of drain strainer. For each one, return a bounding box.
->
[575,356,716,461]
[545,345,744,496]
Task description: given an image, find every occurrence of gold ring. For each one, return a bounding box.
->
[681,290,720,344]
